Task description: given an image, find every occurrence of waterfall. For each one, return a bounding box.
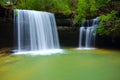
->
[78,17,99,50]
[14,9,62,55]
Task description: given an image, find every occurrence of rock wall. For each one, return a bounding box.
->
[0,18,13,48]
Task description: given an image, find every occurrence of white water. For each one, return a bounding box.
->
[14,9,63,55]
[78,17,99,50]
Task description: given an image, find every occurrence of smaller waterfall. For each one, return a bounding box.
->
[78,17,99,50]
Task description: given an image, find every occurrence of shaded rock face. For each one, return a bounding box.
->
[0,5,11,16]
[0,5,13,48]
[58,27,79,47]
[96,35,120,49]
[0,18,13,48]
[0,5,6,17]
[0,5,13,20]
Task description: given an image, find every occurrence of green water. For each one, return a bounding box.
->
[0,49,120,80]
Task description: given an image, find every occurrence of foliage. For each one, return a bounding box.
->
[97,10,120,37]
[0,0,17,6]
[95,0,111,8]
[73,0,87,24]
[0,0,111,22]
[13,0,72,15]
[73,0,111,24]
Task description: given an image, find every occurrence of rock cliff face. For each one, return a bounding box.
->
[0,17,13,48]
[0,5,13,48]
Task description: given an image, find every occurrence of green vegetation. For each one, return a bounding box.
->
[97,10,120,37]
[0,49,120,80]
[12,0,72,15]
[74,0,111,23]
[0,0,111,18]
[0,0,16,6]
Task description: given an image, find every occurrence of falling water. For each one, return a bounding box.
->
[14,9,63,55]
[78,17,99,50]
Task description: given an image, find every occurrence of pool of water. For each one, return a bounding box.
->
[0,48,120,80]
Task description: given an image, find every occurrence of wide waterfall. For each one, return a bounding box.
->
[78,17,99,50]
[14,9,62,55]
